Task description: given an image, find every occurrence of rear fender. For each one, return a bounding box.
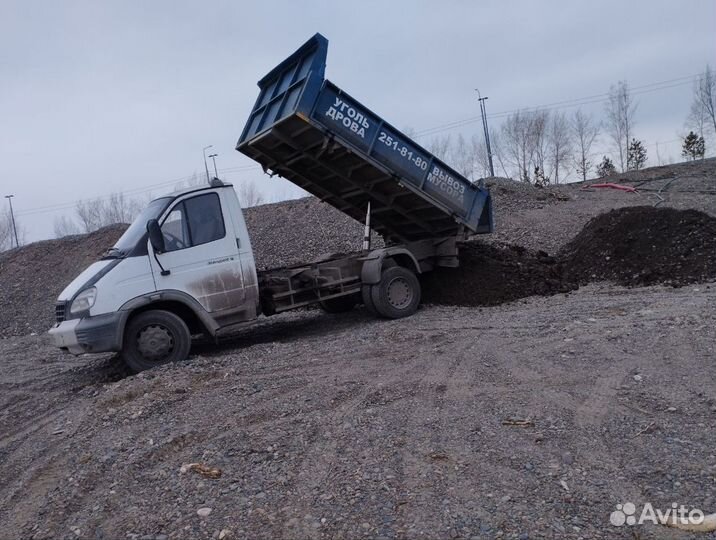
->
[361,247,421,285]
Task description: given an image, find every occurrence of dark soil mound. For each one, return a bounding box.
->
[421,242,577,307]
[0,225,127,337]
[561,206,716,287]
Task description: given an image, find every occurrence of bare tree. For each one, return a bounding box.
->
[448,133,475,179]
[689,65,716,145]
[501,109,556,184]
[173,171,205,191]
[471,135,491,178]
[75,192,142,233]
[0,209,13,250]
[0,208,25,250]
[501,110,537,182]
[687,94,708,140]
[571,109,600,181]
[547,111,572,184]
[488,131,510,178]
[105,193,142,225]
[237,180,265,208]
[425,134,452,161]
[605,81,637,172]
[53,215,82,238]
[75,199,102,233]
[530,110,550,181]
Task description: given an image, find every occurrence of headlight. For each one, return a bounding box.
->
[70,287,97,314]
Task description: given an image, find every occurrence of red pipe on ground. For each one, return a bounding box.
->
[583,182,637,193]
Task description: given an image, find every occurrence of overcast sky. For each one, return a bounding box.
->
[1,0,714,242]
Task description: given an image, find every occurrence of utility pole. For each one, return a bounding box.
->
[202,145,213,183]
[475,89,495,178]
[208,153,219,178]
[4,195,19,248]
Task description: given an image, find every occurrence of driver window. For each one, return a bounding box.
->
[161,204,189,252]
[159,193,225,252]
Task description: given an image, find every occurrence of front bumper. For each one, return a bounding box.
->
[49,312,127,355]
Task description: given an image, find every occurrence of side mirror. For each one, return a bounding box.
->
[147,219,165,253]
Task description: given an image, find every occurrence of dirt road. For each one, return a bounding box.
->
[2,282,715,539]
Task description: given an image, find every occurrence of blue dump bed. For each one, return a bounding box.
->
[236,34,493,243]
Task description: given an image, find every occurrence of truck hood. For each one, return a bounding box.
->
[57,260,115,301]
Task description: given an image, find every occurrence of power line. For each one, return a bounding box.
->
[16,165,262,217]
[414,73,700,138]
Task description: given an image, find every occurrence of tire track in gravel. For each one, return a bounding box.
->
[279,340,433,539]
[391,334,476,538]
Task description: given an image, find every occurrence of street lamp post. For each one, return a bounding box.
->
[202,145,213,183]
[208,153,219,178]
[475,89,495,178]
[4,195,19,248]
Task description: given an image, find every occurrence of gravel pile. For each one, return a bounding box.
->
[0,225,127,337]
[243,197,382,270]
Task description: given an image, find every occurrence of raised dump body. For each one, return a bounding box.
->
[236,33,493,244]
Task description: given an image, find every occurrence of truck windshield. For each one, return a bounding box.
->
[111,197,172,255]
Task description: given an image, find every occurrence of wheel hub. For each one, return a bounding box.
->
[136,324,174,361]
[386,277,413,309]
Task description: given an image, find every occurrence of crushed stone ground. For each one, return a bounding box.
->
[0,159,715,538]
[1,283,714,539]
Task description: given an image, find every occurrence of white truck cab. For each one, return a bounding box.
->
[50,180,259,371]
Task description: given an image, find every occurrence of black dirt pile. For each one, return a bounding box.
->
[244,197,382,269]
[561,206,716,287]
[0,225,127,337]
[421,242,577,307]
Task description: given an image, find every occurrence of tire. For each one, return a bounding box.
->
[319,294,358,313]
[361,285,378,315]
[370,266,421,319]
[120,309,191,372]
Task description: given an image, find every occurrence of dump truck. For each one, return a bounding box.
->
[49,33,493,372]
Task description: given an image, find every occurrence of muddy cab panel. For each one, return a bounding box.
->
[147,187,259,326]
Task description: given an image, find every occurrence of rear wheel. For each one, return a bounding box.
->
[121,309,191,372]
[361,285,378,315]
[370,266,421,319]
[319,294,358,313]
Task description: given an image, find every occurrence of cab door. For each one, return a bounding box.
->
[148,189,246,314]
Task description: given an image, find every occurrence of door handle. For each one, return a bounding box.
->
[236,238,241,249]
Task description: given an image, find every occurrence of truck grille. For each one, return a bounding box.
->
[55,302,67,323]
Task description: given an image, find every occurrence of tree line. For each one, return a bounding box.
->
[424,65,715,185]
[52,176,267,239]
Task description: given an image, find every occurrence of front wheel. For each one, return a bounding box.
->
[121,309,191,372]
[369,266,421,319]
